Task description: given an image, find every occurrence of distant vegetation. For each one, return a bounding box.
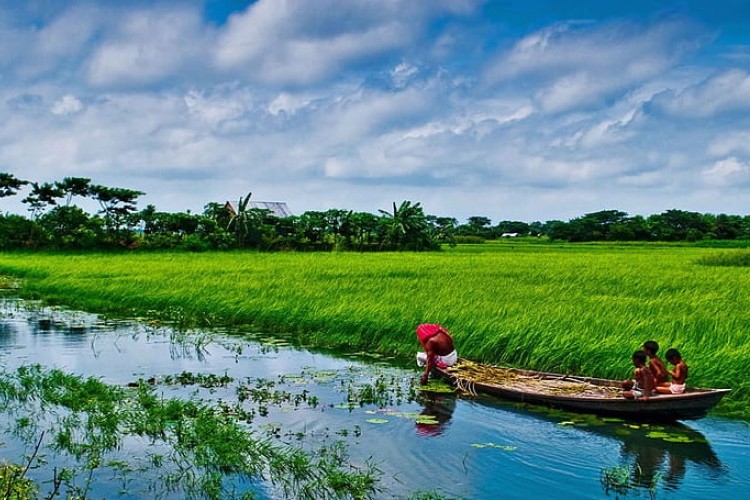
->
[2,173,749,252]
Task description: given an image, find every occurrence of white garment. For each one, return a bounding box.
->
[416,349,458,368]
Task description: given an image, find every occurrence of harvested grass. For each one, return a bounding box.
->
[444,359,619,398]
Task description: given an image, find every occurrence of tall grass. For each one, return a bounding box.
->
[1,242,748,418]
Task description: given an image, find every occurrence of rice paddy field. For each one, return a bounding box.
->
[0,241,748,419]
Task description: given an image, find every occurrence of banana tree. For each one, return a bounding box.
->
[378,200,436,251]
[227,193,256,247]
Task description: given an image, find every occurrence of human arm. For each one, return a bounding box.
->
[420,340,436,385]
[670,362,688,384]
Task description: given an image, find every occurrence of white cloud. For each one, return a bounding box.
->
[650,69,750,117]
[51,95,83,115]
[213,0,475,87]
[268,92,312,116]
[485,18,705,113]
[87,7,208,87]
[703,157,750,186]
[1,2,749,222]
[183,86,257,130]
[708,130,750,156]
[391,62,419,88]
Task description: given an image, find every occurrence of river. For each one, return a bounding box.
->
[1,297,747,499]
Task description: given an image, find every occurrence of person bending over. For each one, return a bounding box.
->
[416,324,457,385]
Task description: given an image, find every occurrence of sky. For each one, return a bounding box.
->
[1,0,750,223]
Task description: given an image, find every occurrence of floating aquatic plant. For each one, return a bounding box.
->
[470,443,517,451]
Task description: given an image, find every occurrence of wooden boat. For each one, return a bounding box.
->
[433,359,730,421]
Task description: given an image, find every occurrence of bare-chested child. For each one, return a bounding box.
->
[656,348,689,394]
[623,350,656,400]
[643,340,668,385]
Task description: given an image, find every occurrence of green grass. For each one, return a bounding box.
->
[1,242,749,419]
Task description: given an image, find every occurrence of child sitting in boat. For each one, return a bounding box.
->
[642,340,668,385]
[623,350,656,400]
[656,348,689,394]
[416,324,457,385]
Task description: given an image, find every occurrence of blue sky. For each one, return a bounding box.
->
[1,0,749,222]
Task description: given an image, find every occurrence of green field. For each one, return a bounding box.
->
[1,241,748,419]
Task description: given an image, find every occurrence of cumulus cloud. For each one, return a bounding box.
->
[649,69,750,117]
[213,0,475,87]
[485,18,706,113]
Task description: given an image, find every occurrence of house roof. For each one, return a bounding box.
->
[224,201,293,218]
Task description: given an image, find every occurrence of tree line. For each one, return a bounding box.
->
[1,173,748,251]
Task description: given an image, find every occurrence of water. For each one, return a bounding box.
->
[1,296,748,499]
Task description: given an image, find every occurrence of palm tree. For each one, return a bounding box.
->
[378,200,435,250]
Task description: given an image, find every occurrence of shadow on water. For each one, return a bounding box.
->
[414,392,457,437]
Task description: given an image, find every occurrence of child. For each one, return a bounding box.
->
[656,348,689,394]
[642,340,668,385]
[623,350,656,400]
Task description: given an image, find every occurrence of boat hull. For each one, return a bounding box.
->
[434,362,730,421]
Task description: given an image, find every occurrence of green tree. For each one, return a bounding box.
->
[378,200,436,251]
[0,214,39,249]
[427,215,458,246]
[21,182,63,219]
[648,209,710,241]
[38,206,102,249]
[55,177,91,206]
[226,192,270,248]
[89,184,144,245]
[341,211,380,251]
[0,172,29,200]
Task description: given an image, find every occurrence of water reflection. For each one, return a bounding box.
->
[415,393,456,436]
[613,421,726,491]
[477,397,726,496]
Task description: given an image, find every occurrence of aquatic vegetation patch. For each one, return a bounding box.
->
[470,443,517,451]
[645,430,706,444]
[600,464,661,498]
[0,364,382,499]
[419,380,456,394]
[160,371,234,388]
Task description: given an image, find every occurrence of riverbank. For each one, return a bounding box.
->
[1,242,748,419]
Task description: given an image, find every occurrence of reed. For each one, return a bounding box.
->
[1,242,748,418]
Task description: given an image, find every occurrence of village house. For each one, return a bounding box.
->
[224,200,293,218]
